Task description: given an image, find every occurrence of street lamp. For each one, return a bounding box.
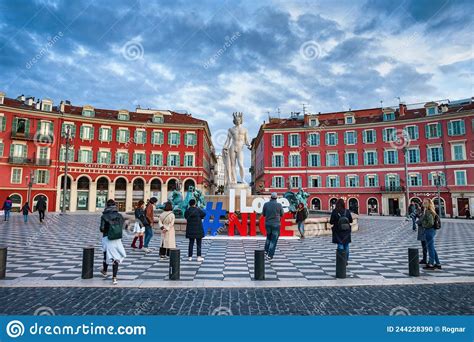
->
[26,170,35,204]
[61,125,71,214]
[402,147,410,217]
[434,171,442,217]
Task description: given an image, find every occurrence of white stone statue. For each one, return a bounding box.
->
[223,112,252,186]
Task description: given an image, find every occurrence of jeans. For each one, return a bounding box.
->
[144,226,153,248]
[23,214,28,223]
[188,238,202,257]
[425,228,440,265]
[297,222,305,236]
[264,224,280,258]
[4,210,10,221]
[411,215,417,230]
[38,210,45,222]
[337,243,350,261]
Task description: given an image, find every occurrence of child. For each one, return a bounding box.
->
[21,201,32,223]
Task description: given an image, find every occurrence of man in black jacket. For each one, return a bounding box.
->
[184,199,206,262]
[36,196,47,223]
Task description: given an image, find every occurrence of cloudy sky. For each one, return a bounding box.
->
[0,0,472,159]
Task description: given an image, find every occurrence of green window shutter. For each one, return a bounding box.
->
[125,130,129,142]
[184,133,188,146]
[12,118,18,133]
[460,120,465,134]
[45,171,50,184]
[116,129,120,142]
[0,117,4,131]
[142,131,147,144]
[134,130,138,143]
[151,132,155,144]
[107,128,112,141]
[71,125,76,138]
[107,152,111,164]
[9,144,14,157]
[447,122,453,136]
[25,119,30,135]
[48,122,53,134]
[98,128,103,141]
[425,125,430,138]
[159,132,164,144]
[168,132,171,145]
[0,142,3,156]
[80,126,84,139]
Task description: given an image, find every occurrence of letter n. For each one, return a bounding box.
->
[228,213,248,236]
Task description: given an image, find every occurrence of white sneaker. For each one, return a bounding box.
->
[112,277,118,285]
[143,248,151,253]
[197,257,204,262]
[188,257,193,261]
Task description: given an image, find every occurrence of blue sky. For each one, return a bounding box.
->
[0,0,472,155]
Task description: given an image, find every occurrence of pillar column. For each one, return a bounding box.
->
[108,182,115,202]
[162,180,168,204]
[126,181,133,212]
[89,181,97,212]
[144,181,151,203]
[69,179,77,212]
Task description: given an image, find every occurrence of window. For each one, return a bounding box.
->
[116,129,130,143]
[448,120,465,136]
[153,115,164,123]
[384,150,398,164]
[151,153,163,166]
[326,176,340,188]
[309,118,319,127]
[168,132,180,145]
[407,148,420,164]
[345,116,354,124]
[117,112,129,121]
[426,107,437,116]
[0,140,3,156]
[151,131,164,145]
[134,130,147,144]
[364,175,378,187]
[383,112,395,121]
[11,168,22,184]
[383,128,396,142]
[452,143,466,161]
[325,132,338,146]
[272,134,283,147]
[78,149,92,163]
[289,133,300,147]
[35,170,49,184]
[289,154,301,167]
[0,115,6,131]
[344,131,357,144]
[38,121,53,135]
[133,152,146,166]
[409,174,422,186]
[10,144,27,158]
[167,154,180,166]
[42,104,51,112]
[309,176,321,188]
[272,176,285,188]
[385,174,400,188]
[428,172,446,186]
[308,133,320,146]
[308,153,320,167]
[80,125,94,140]
[427,146,443,162]
[185,133,197,146]
[59,146,74,162]
[405,126,419,140]
[455,170,467,186]
[116,152,129,165]
[184,154,194,167]
[425,123,442,138]
[82,109,95,117]
[272,154,284,167]
[61,123,76,138]
[345,152,358,166]
[364,151,377,165]
[363,129,376,143]
[290,176,301,188]
[99,127,112,142]
[12,118,29,135]
[97,151,111,164]
[326,152,339,166]
[346,175,359,187]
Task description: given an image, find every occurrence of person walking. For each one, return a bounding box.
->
[184,199,206,262]
[329,198,353,265]
[420,198,441,270]
[2,196,12,222]
[143,197,158,253]
[262,192,284,261]
[20,201,32,223]
[465,204,471,220]
[295,202,308,239]
[100,199,126,285]
[408,200,419,231]
[131,200,146,249]
[35,196,47,223]
[416,213,428,264]
[158,201,176,260]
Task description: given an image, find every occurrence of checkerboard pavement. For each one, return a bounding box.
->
[0,213,473,282]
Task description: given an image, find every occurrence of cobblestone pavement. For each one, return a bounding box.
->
[0,283,472,315]
[0,213,473,282]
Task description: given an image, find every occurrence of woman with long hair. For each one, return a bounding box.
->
[158,201,176,260]
[131,200,146,249]
[420,198,441,270]
[329,198,353,264]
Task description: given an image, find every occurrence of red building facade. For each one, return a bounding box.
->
[0,92,215,212]
[251,98,474,217]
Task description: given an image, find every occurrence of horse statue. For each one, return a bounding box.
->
[168,189,184,217]
[283,191,298,213]
[181,185,207,214]
[295,188,310,208]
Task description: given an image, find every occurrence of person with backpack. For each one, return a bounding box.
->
[262,192,284,261]
[100,199,126,285]
[20,201,32,223]
[35,196,47,223]
[131,200,146,249]
[2,196,13,221]
[143,197,158,253]
[295,202,308,239]
[329,198,353,265]
[420,198,441,270]
[184,199,206,262]
[158,201,176,260]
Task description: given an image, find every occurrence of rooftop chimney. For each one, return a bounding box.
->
[0,91,4,105]
[17,94,25,102]
[399,103,407,116]
[26,97,35,106]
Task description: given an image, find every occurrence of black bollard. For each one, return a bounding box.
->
[335,249,347,279]
[81,247,94,279]
[0,247,7,279]
[254,250,265,280]
[169,249,180,280]
[408,248,420,277]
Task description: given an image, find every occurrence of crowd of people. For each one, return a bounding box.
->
[2,195,47,223]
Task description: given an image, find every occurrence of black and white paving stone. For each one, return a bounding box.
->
[0,213,473,282]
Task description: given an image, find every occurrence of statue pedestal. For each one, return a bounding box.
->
[225,183,252,195]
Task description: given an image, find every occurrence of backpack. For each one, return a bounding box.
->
[4,201,12,210]
[434,214,441,230]
[104,213,124,240]
[337,211,351,231]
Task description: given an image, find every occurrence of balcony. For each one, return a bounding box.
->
[380,185,405,193]
[10,131,34,141]
[10,131,54,144]
[8,157,33,165]
[36,158,52,166]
